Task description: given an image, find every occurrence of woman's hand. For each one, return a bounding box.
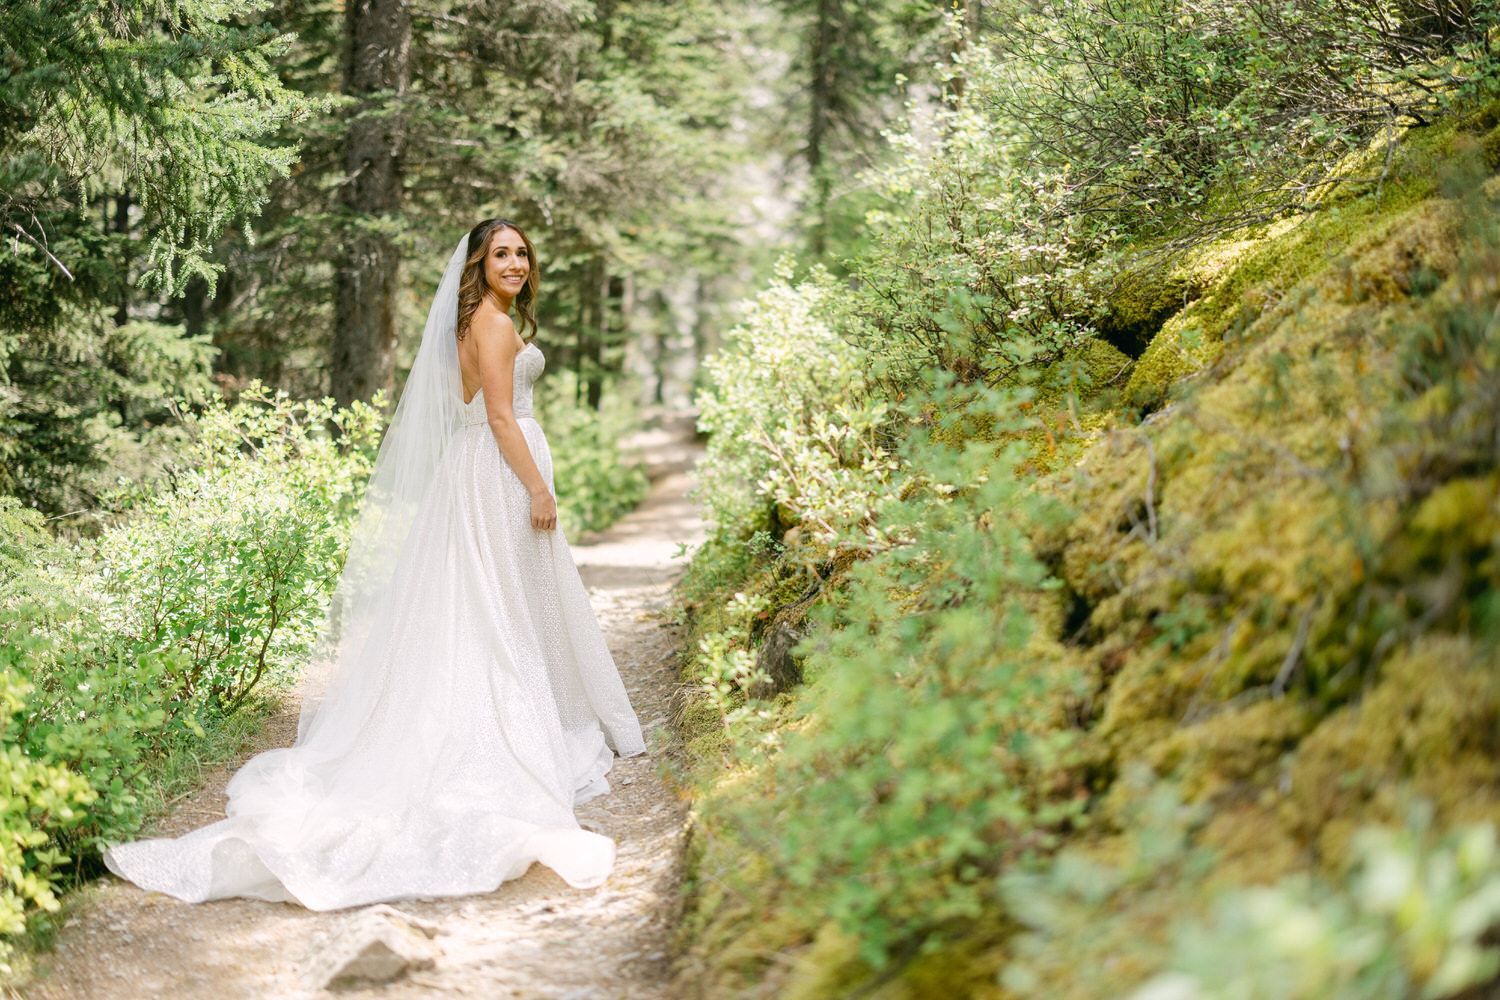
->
[530,489,558,531]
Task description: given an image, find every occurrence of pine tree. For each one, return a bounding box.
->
[331,0,410,407]
[0,0,319,512]
[206,0,750,408]
[776,0,942,259]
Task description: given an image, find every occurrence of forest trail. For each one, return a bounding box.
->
[22,413,706,1000]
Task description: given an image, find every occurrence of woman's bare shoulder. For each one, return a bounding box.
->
[470,304,518,344]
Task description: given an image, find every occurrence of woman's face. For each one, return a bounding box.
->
[483,226,531,301]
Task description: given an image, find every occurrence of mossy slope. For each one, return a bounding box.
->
[671,114,1500,999]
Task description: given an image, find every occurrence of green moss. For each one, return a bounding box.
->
[777,923,875,1000]
[775,921,1012,1000]
[1004,107,1500,977]
[1096,266,1203,359]
[1286,636,1500,866]
[1144,699,1310,803]
[1037,337,1134,402]
[1120,119,1461,410]
[673,83,1500,1000]
[677,696,732,761]
[1477,125,1500,172]
[1458,97,1500,135]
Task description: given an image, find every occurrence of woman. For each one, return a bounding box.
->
[103,220,646,910]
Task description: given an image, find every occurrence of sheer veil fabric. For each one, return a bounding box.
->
[103,236,647,909]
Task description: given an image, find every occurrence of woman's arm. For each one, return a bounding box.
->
[472,312,557,530]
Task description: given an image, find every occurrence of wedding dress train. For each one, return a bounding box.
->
[103,341,646,910]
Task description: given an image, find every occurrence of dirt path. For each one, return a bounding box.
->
[22,415,705,1000]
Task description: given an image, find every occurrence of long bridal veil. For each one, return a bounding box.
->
[298,235,469,743]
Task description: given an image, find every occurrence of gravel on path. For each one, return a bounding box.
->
[20,417,705,1000]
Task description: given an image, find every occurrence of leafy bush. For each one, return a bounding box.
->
[1133,815,1500,1000]
[684,385,1092,972]
[0,500,183,968]
[2,634,183,898]
[761,432,1082,964]
[95,386,384,717]
[983,0,1500,237]
[695,263,900,557]
[853,47,1111,391]
[675,55,1129,988]
[0,388,384,968]
[0,664,96,944]
[535,375,651,540]
[0,503,97,947]
[1000,787,1500,1000]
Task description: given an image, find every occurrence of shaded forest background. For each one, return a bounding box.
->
[1,0,939,518]
[6,1,1500,998]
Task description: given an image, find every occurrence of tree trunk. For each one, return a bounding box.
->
[180,274,208,342]
[807,0,836,258]
[331,0,410,407]
[579,0,617,411]
[113,190,131,327]
[944,0,984,102]
[589,272,626,410]
[575,255,608,410]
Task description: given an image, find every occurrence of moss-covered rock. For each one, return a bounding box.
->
[1117,119,1460,413]
[1095,267,1204,359]
[672,90,1500,1000]
[1286,636,1500,865]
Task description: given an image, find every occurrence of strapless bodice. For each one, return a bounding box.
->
[462,342,544,425]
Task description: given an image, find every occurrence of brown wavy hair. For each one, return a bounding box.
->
[455,218,540,342]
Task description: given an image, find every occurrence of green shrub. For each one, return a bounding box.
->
[95,386,384,718]
[2,633,185,882]
[536,375,651,540]
[1000,789,1500,1000]
[0,388,384,968]
[1132,813,1500,1000]
[686,387,1089,973]
[853,47,1111,392]
[0,663,94,945]
[695,262,899,557]
[983,0,1500,237]
[0,500,185,971]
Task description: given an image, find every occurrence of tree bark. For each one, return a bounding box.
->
[331,0,410,407]
[944,0,984,102]
[113,190,131,327]
[807,0,837,258]
[588,272,626,410]
[576,255,608,410]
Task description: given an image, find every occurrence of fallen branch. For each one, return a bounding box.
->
[1272,601,1317,698]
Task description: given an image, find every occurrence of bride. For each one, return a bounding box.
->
[103,219,647,910]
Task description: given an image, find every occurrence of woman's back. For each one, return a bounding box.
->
[456,300,528,404]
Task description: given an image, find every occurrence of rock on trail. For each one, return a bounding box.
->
[20,413,705,1000]
[300,906,441,992]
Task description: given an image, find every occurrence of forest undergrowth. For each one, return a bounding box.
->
[668,4,1500,998]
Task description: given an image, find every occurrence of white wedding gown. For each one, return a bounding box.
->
[104,342,646,909]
